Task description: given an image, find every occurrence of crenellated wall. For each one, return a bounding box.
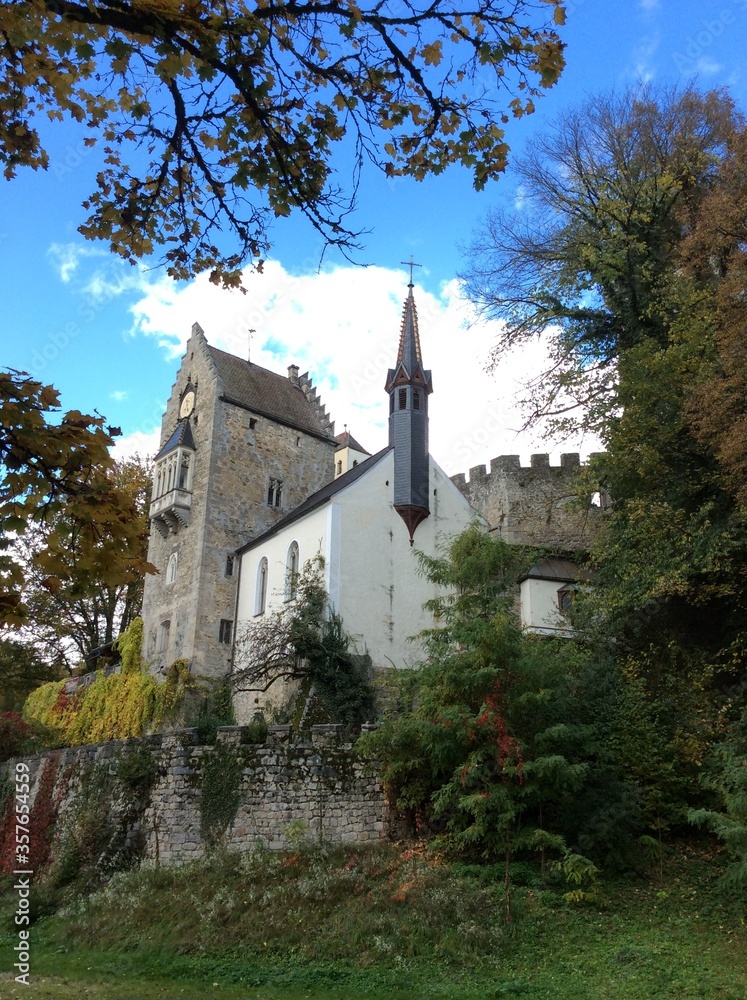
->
[451,452,607,549]
[1,726,387,871]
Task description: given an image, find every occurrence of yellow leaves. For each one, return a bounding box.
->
[421,40,443,67]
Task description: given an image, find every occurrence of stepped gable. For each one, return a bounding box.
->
[208,346,335,440]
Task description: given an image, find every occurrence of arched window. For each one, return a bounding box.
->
[157,619,171,653]
[255,557,268,615]
[285,542,299,601]
[166,552,178,584]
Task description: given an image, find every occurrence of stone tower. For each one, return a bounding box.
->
[384,283,433,544]
[140,323,337,679]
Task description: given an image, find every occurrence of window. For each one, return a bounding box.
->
[267,478,283,508]
[558,588,574,614]
[413,389,420,410]
[353,459,358,467]
[398,388,407,410]
[178,454,191,490]
[225,554,235,577]
[249,418,257,430]
[337,460,342,475]
[166,552,178,584]
[285,542,299,601]
[219,619,233,644]
[255,557,268,615]
[389,394,394,414]
[157,620,171,653]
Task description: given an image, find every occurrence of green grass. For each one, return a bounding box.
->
[1,838,745,999]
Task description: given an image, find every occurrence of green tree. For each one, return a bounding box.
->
[462,83,740,437]
[463,83,747,804]
[364,528,630,913]
[0,0,566,286]
[0,637,62,711]
[0,370,154,628]
[12,456,152,672]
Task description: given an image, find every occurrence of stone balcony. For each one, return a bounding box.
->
[149,488,192,535]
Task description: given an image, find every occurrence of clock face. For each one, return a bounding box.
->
[179,391,195,418]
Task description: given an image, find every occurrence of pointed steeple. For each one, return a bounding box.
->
[385,280,433,545]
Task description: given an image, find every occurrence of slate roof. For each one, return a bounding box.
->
[208,347,334,440]
[154,418,196,460]
[335,431,370,455]
[518,557,592,584]
[236,447,391,555]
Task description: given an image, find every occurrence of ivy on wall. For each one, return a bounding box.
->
[22,620,194,746]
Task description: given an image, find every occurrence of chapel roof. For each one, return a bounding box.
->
[236,446,391,555]
[208,346,335,441]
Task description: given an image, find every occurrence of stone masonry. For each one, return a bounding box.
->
[451,452,606,549]
[141,324,337,678]
[2,726,387,868]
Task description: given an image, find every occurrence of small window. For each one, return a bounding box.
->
[225,555,235,577]
[249,418,257,430]
[255,557,268,615]
[399,388,407,410]
[267,478,283,508]
[558,588,574,614]
[389,394,394,414]
[337,460,342,475]
[157,620,171,653]
[219,619,233,644]
[285,542,300,601]
[166,552,178,584]
[353,459,358,467]
[413,389,420,410]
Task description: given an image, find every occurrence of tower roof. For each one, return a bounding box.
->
[385,285,433,394]
[396,285,423,374]
[335,430,370,455]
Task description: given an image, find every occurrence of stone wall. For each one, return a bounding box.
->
[140,323,337,679]
[1,726,387,870]
[451,452,607,549]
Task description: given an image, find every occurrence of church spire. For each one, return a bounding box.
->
[385,278,433,545]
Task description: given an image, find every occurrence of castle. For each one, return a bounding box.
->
[140,284,602,715]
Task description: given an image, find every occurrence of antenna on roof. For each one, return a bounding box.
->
[248,328,256,363]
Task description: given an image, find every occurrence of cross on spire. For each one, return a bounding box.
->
[400,255,422,287]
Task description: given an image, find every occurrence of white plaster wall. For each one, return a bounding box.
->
[234,451,480,684]
[519,577,573,636]
[235,508,330,624]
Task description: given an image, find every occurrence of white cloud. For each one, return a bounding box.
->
[110,389,129,402]
[47,243,106,284]
[696,57,723,75]
[127,262,602,477]
[111,428,161,463]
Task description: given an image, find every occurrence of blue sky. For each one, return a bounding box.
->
[2,0,745,475]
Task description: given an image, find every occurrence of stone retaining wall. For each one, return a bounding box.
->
[1,724,387,869]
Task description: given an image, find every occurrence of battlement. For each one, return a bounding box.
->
[451,452,606,549]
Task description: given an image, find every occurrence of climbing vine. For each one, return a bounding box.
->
[21,619,195,746]
[199,744,244,847]
[234,557,375,730]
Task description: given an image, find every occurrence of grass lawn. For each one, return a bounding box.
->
[1,839,745,999]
